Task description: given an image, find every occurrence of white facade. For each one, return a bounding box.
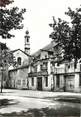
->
[8,41,81,92]
[8,49,30,89]
[9,66,29,89]
[28,47,81,92]
[13,49,30,66]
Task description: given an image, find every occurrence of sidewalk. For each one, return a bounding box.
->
[1,89,81,98]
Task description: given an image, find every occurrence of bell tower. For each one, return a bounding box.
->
[24,30,30,55]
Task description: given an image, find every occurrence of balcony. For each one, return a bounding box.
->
[28,71,48,77]
[51,66,65,74]
[54,67,65,74]
[40,66,47,72]
[51,63,81,75]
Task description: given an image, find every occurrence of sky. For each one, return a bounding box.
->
[0,0,81,54]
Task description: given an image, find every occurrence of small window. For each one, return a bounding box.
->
[32,78,34,86]
[17,80,21,85]
[23,80,26,86]
[34,65,37,72]
[45,77,48,87]
[79,74,81,86]
[74,62,77,69]
[43,62,47,70]
[17,57,21,65]
[56,75,60,87]
[40,64,42,71]
[57,63,59,66]
[68,65,70,69]
[27,38,29,42]
[45,55,47,58]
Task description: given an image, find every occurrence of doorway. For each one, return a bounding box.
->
[65,75,74,92]
[37,77,42,90]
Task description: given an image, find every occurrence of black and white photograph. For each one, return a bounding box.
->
[0,0,81,116]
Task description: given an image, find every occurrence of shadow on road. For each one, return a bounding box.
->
[0,99,18,109]
[0,106,80,117]
[0,95,80,117]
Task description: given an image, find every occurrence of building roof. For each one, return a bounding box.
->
[12,49,31,57]
[9,64,29,72]
[32,41,57,57]
[42,41,56,51]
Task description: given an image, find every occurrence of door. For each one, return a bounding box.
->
[65,75,74,91]
[37,77,42,90]
[56,75,60,88]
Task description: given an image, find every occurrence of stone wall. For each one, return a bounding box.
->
[9,66,29,89]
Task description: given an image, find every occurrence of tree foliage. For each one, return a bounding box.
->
[0,0,26,91]
[0,0,26,39]
[0,0,26,67]
[0,0,13,7]
[0,43,16,67]
[49,7,81,62]
[0,7,26,39]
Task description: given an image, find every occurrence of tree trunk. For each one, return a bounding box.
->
[1,70,3,93]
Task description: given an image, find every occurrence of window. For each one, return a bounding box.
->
[57,63,59,66]
[74,62,77,69]
[45,77,48,87]
[68,65,70,69]
[40,64,43,71]
[34,65,37,72]
[32,78,34,86]
[79,74,81,86]
[27,38,29,42]
[45,55,47,58]
[17,80,21,85]
[23,80,26,86]
[42,62,47,71]
[17,57,21,65]
[56,75,60,87]
[80,64,81,71]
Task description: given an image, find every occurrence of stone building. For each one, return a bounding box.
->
[28,42,81,92]
[28,42,54,91]
[8,33,31,89]
[12,49,30,67]
[8,39,81,92]
[9,65,29,89]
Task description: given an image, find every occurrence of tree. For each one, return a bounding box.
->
[0,0,26,92]
[49,7,81,63]
[65,7,81,62]
[0,43,16,92]
[0,0,26,39]
[49,17,71,61]
[0,0,13,7]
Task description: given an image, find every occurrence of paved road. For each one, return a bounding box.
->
[0,89,80,114]
[1,89,81,98]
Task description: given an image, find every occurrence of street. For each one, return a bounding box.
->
[0,89,81,117]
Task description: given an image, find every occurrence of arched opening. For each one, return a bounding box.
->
[17,57,21,65]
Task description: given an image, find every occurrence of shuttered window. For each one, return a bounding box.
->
[32,78,34,86]
[45,77,48,87]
